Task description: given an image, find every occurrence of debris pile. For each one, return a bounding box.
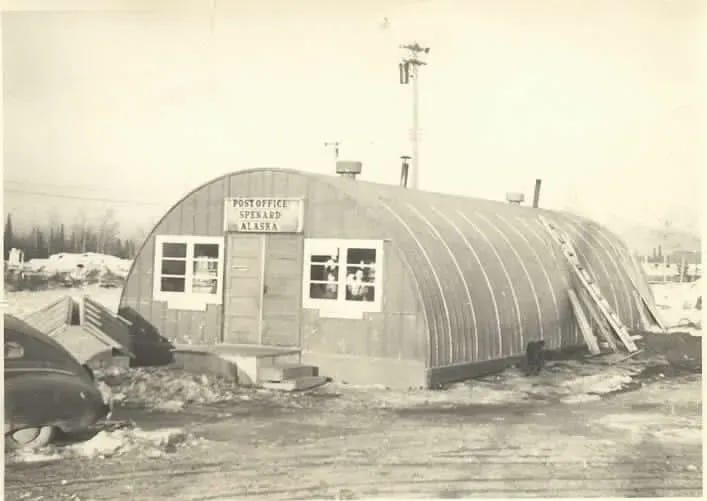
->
[100,368,243,411]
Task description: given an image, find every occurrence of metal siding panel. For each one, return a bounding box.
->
[285,171,308,195]
[437,208,500,362]
[397,204,460,365]
[380,201,444,368]
[475,212,544,349]
[271,170,288,194]
[248,171,265,195]
[166,307,179,344]
[261,170,274,195]
[456,211,519,358]
[382,241,425,361]
[173,310,185,344]
[229,174,239,197]
[408,203,474,364]
[178,194,194,235]
[497,214,563,350]
[398,314,420,360]
[205,180,219,236]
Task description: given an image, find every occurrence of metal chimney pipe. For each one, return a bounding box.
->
[532,179,542,208]
[400,156,411,188]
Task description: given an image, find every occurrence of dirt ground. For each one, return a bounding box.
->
[5,351,702,500]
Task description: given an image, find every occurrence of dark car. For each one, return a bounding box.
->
[4,314,110,450]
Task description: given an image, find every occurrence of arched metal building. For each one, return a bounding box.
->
[119,168,661,388]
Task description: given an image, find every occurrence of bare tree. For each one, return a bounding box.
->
[97,208,120,254]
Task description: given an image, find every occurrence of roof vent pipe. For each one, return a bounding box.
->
[505,192,525,205]
[336,160,362,180]
[400,156,411,188]
[532,179,542,208]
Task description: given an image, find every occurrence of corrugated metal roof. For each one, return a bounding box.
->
[311,172,657,368]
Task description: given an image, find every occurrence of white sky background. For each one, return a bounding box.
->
[2,0,705,238]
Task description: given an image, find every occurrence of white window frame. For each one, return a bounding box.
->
[153,235,224,311]
[302,238,384,318]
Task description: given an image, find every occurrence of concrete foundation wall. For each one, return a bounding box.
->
[302,351,426,389]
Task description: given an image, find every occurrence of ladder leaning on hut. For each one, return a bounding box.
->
[538,216,644,356]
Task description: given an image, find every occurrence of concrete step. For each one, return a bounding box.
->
[172,350,239,381]
[261,375,329,392]
[258,363,318,383]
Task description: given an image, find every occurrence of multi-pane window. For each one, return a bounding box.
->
[192,244,220,294]
[303,239,383,315]
[153,236,224,309]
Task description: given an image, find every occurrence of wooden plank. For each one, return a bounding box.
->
[627,253,666,330]
[567,289,601,355]
[578,287,618,352]
[258,364,317,382]
[632,290,664,334]
[261,375,328,392]
[23,296,72,334]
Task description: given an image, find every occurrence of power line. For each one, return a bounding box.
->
[4,188,167,207]
[5,179,113,191]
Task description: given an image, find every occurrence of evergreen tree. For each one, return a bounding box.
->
[4,214,13,260]
[58,224,66,253]
[35,227,48,259]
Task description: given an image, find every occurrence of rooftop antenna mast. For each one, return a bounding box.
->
[399,42,430,190]
[324,141,340,169]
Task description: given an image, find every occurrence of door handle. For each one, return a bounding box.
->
[263,284,268,295]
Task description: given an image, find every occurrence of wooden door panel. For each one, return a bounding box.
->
[261,234,302,347]
[223,234,263,344]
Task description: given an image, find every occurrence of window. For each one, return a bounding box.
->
[153,235,224,310]
[4,341,24,359]
[303,239,383,316]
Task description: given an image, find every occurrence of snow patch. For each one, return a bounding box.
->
[23,252,132,278]
[69,430,125,458]
[6,449,63,464]
[651,282,702,330]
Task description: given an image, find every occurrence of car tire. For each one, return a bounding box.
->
[5,426,56,450]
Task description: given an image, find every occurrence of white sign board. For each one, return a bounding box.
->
[224,197,304,233]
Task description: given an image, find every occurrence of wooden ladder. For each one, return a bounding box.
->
[539,216,638,353]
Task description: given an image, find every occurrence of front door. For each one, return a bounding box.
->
[222,233,302,347]
[261,234,303,347]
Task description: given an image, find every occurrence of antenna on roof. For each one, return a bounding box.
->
[324,141,340,170]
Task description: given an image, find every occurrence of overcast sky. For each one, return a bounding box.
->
[3,0,705,238]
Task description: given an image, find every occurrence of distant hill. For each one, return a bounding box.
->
[601,220,701,256]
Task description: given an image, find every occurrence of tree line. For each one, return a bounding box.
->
[4,210,140,261]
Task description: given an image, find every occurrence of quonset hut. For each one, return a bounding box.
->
[118,166,662,388]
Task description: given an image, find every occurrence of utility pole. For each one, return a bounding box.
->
[399,42,430,190]
[324,141,340,169]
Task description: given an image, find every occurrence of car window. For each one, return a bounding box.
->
[5,341,24,359]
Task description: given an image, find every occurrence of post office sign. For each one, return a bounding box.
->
[224,197,304,233]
